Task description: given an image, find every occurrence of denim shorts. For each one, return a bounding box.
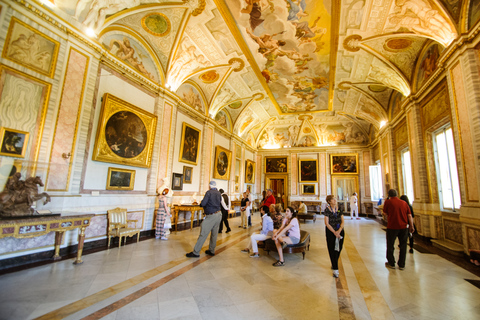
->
[289,237,300,245]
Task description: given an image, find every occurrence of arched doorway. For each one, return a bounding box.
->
[265,174,288,210]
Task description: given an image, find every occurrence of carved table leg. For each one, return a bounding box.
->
[190,210,195,230]
[73,226,86,265]
[53,231,64,260]
[174,208,178,232]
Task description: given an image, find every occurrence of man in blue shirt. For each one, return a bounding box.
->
[186,181,222,257]
[241,206,274,258]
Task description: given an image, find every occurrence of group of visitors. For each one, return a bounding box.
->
[155,181,418,278]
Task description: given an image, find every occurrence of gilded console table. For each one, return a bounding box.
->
[171,205,203,231]
[0,214,94,264]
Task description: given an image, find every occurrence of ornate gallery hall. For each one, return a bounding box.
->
[1,216,480,320]
[1,0,480,319]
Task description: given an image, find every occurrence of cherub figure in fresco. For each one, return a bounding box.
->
[241,0,270,32]
[293,17,326,41]
[246,29,286,53]
[286,0,308,22]
[169,43,197,83]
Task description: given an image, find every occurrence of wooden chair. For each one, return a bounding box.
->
[228,204,236,218]
[107,207,141,248]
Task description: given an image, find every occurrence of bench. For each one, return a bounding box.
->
[262,230,310,260]
[291,201,320,223]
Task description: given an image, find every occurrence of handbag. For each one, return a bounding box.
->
[164,215,172,229]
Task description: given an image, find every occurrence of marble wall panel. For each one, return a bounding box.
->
[451,63,479,202]
[157,102,173,187]
[319,153,326,196]
[407,110,422,201]
[203,127,213,190]
[0,233,55,255]
[46,48,88,191]
[444,219,462,244]
[291,153,297,195]
[363,151,371,198]
[467,226,480,250]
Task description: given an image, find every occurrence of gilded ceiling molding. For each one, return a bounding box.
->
[343,34,411,95]
[254,117,277,148]
[338,81,388,111]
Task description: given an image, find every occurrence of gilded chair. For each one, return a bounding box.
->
[107,207,141,248]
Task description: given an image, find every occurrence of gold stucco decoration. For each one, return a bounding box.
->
[141,13,171,37]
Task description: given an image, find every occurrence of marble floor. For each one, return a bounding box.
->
[1,215,480,320]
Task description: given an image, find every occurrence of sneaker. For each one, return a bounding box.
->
[226,229,231,233]
[409,248,414,254]
[399,266,405,270]
[249,253,260,258]
[385,262,395,269]
[186,252,199,258]
[282,241,288,249]
[272,260,284,267]
[333,270,339,278]
[160,237,168,240]
[205,250,215,256]
[241,248,249,253]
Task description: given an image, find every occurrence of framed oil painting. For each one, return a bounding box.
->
[92,93,157,168]
[302,184,316,195]
[179,122,201,165]
[330,154,358,174]
[2,17,60,78]
[0,127,29,158]
[299,159,318,182]
[183,166,192,184]
[265,157,288,173]
[245,159,255,183]
[213,146,232,180]
[106,167,135,190]
[172,173,183,190]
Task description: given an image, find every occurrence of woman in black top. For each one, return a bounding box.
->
[324,195,345,278]
[400,195,415,253]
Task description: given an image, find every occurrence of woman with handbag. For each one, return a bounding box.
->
[156,188,172,240]
[324,195,345,278]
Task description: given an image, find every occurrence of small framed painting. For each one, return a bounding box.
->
[302,184,316,195]
[213,146,232,180]
[172,173,183,190]
[106,167,135,190]
[330,153,358,174]
[183,166,192,184]
[245,159,255,183]
[299,159,318,182]
[0,127,29,158]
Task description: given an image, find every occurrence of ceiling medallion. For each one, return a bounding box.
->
[368,85,387,92]
[199,70,219,83]
[384,38,413,52]
[141,13,171,37]
[303,127,311,133]
[343,35,362,52]
[228,101,243,109]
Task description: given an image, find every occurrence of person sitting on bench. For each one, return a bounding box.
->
[241,206,274,258]
[271,206,300,267]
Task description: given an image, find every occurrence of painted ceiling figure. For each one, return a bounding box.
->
[288,125,299,147]
[82,0,141,32]
[241,0,268,32]
[287,0,307,22]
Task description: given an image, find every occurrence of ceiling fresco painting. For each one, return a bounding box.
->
[100,32,160,83]
[50,0,469,150]
[225,0,338,114]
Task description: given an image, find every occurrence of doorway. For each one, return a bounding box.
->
[332,176,359,213]
[265,174,288,210]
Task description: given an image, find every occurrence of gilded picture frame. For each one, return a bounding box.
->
[245,159,255,184]
[2,17,60,78]
[179,122,201,165]
[92,93,157,168]
[0,127,29,158]
[301,184,316,195]
[330,153,358,174]
[213,146,232,180]
[106,167,135,191]
[183,166,192,184]
[172,173,183,190]
[264,156,288,173]
[299,159,318,182]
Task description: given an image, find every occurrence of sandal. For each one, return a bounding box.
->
[272,260,284,267]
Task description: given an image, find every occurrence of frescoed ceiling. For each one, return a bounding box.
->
[57,0,463,149]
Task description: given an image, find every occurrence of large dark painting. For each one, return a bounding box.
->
[179,122,201,165]
[330,154,358,174]
[105,111,146,158]
[265,157,288,173]
[299,159,318,182]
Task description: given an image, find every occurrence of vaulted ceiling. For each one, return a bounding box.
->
[58,0,468,149]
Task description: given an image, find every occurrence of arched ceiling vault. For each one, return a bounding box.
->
[62,0,465,149]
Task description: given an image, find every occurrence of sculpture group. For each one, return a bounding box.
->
[0,173,51,217]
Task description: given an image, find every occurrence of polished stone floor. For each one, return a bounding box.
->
[1,215,480,320]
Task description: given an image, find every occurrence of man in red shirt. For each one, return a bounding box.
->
[383,189,415,270]
[263,189,276,208]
